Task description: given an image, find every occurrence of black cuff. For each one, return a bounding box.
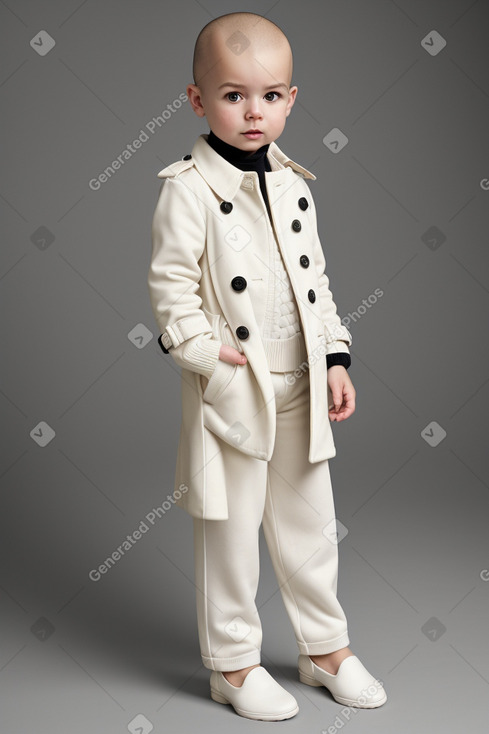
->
[326,352,351,370]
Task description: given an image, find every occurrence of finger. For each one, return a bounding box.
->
[343,391,356,411]
[219,344,247,365]
[330,390,344,412]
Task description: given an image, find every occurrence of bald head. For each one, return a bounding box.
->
[192,12,293,91]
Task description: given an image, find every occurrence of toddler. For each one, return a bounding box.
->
[148,11,387,721]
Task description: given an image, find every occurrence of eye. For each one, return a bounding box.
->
[226,92,242,102]
[264,91,281,101]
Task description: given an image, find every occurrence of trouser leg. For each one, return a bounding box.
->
[262,369,350,655]
[193,429,268,671]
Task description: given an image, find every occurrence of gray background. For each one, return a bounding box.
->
[1,0,488,732]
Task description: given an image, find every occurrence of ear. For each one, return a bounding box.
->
[186,83,206,118]
[285,85,298,117]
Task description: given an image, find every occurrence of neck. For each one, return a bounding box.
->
[206,129,270,163]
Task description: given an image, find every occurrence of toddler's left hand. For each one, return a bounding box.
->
[327,365,356,421]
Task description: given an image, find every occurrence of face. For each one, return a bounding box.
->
[187,39,297,151]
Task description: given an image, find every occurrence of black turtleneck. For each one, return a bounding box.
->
[205,129,351,372]
[206,129,273,223]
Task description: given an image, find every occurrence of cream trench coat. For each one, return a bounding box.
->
[148,133,352,520]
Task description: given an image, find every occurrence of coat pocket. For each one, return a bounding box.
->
[201,356,237,404]
[200,306,239,404]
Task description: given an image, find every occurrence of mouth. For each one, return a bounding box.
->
[242,129,263,138]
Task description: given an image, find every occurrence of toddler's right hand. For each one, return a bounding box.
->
[219,343,247,366]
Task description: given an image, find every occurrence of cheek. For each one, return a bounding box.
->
[270,109,287,128]
[218,107,239,126]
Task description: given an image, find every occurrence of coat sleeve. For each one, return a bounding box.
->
[169,331,222,379]
[148,177,215,351]
[308,187,352,356]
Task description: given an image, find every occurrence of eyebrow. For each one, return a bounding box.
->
[218,82,289,91]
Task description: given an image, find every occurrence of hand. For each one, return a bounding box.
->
[327,365,356,422]
[219,343,247,366]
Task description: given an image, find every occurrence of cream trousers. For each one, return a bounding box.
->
[193,368,350,671]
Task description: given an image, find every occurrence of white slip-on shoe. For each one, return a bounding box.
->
[298,654,387,708]
[210,666,299,721]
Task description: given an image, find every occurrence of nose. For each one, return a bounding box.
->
[245,96,263,122]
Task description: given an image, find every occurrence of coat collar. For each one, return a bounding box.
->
[169,133,316,202]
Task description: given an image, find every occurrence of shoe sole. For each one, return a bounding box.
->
[299,671,387,708]
[210,689,299,720]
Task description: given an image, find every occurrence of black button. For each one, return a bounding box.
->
[298,197,309,210]
[231,276,247,292]
[220,201,233,214]
[236,325,250,340]
[158,335,169,354]
[182,154,192,160]
[292,219,302,232]
[299,255,310,268]
[308,289,316,303]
